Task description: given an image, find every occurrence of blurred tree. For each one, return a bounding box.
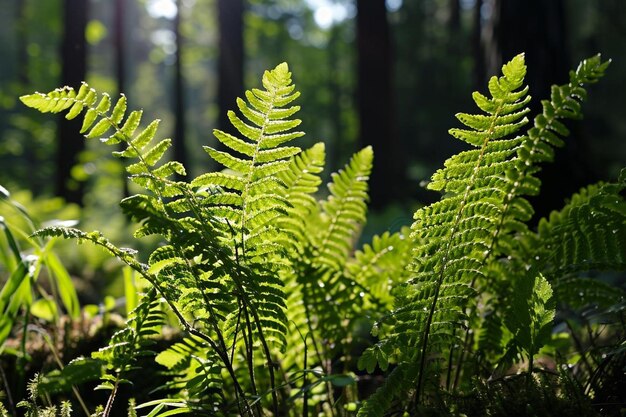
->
[114,0,130,196]
[57,0,88,205]
[481,0,574,219]
[472,0,485,90]
[449,0,460,34]
[174,0,188,174]
[16,0,28,85]
[356,0,405,209]
[217,0,244,136]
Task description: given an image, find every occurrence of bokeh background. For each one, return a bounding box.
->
[1,0,625,229]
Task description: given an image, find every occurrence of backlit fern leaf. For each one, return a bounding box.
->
[275,142,326,256]
[92,289,165,389]
[197,62,303,265]
[21,85,184,195]
[358,54,531,415]
[345,229,412,308]
[533,170,626,308]
[153,335,223,412]
[466,54,613,372]
[504,274,555,370]
[315,146,373,271]
[537,172,626,275]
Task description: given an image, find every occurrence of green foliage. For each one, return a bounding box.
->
[0,186,80,346]
[10,54,625,417]
[503,274,555,370]
[356,54,619,416]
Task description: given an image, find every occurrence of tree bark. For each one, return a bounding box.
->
[114,0,130,196]
[16,0,28,85]
[173,0,188,176]
[217,0,244,136]
[356,0,404,209]
[57,0,88,204]
[481,0,580,220]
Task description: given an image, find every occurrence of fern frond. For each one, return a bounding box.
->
[504,274,555,370]
[345,229,412,308]
[20,86,184,195]
[531,170,626,311]
[93,289,165,389]
[537,172,626,276]
[360,55,531,414]
[356,362,415,417]
[201,63,304,262]
[275,142,326,255]
[315,146,373,271]
[153,335,223,410]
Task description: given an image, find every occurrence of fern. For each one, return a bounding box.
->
[315,146,373,271]
[537,171,626,276]
[504,274,555,372]
[357,54,613,415]
[357,55,530,415]
[153,335,223,413]
[21,63,311,415]
[18,54,623,417]
[531,170,626,313]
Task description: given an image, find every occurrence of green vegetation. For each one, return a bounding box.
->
[0,53,624,416]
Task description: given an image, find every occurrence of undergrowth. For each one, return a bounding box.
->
[0,54,623,416]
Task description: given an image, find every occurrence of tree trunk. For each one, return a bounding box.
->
[173,0,188,176]
[356,0,404,209]
[449,0,461,34]
[57,0,87,205]
[217,0,244,136]
[472,0,486,90]
[114,0,130,196]
[481,0,580,220]
[16,0,28,85]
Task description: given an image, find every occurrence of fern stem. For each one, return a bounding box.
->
[241,301,264,416]
[40,331,90,416]
[302,280,337,417]
[102,378,119,417]
[415,85,511,404]
[0,364,16,416]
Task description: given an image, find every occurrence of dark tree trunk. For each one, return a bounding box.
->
[490,0,569,102]
[472,0,486,90]
[481,0,581,220]
[449,0,461,34]
[114,0,126,96]
[16,0,28,85]
[356,0,404,209]
[114,0,130,196]
[173,0,188,176]
[57,0,87,205]
[217,0,244,136]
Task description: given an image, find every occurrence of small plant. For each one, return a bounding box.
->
[7,53,624,416]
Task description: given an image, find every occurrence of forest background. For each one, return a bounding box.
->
[1,0,625,294]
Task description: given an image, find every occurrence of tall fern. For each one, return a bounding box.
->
[21,63,307,415]
[358,54,612,416]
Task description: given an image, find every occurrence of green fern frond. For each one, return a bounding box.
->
[20,86,184,195]
[504,274,555,370]
[201,63,304,262]
[92,289,164,381]
[358,55,531,414]
[345,229,412,308]
[275,142,326,255]
[153,335,223,409]
[537,172,626,276]
[409,53,528,390]
[530,170,626,311]
[315,146,373,271]
[356,362,415,417]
